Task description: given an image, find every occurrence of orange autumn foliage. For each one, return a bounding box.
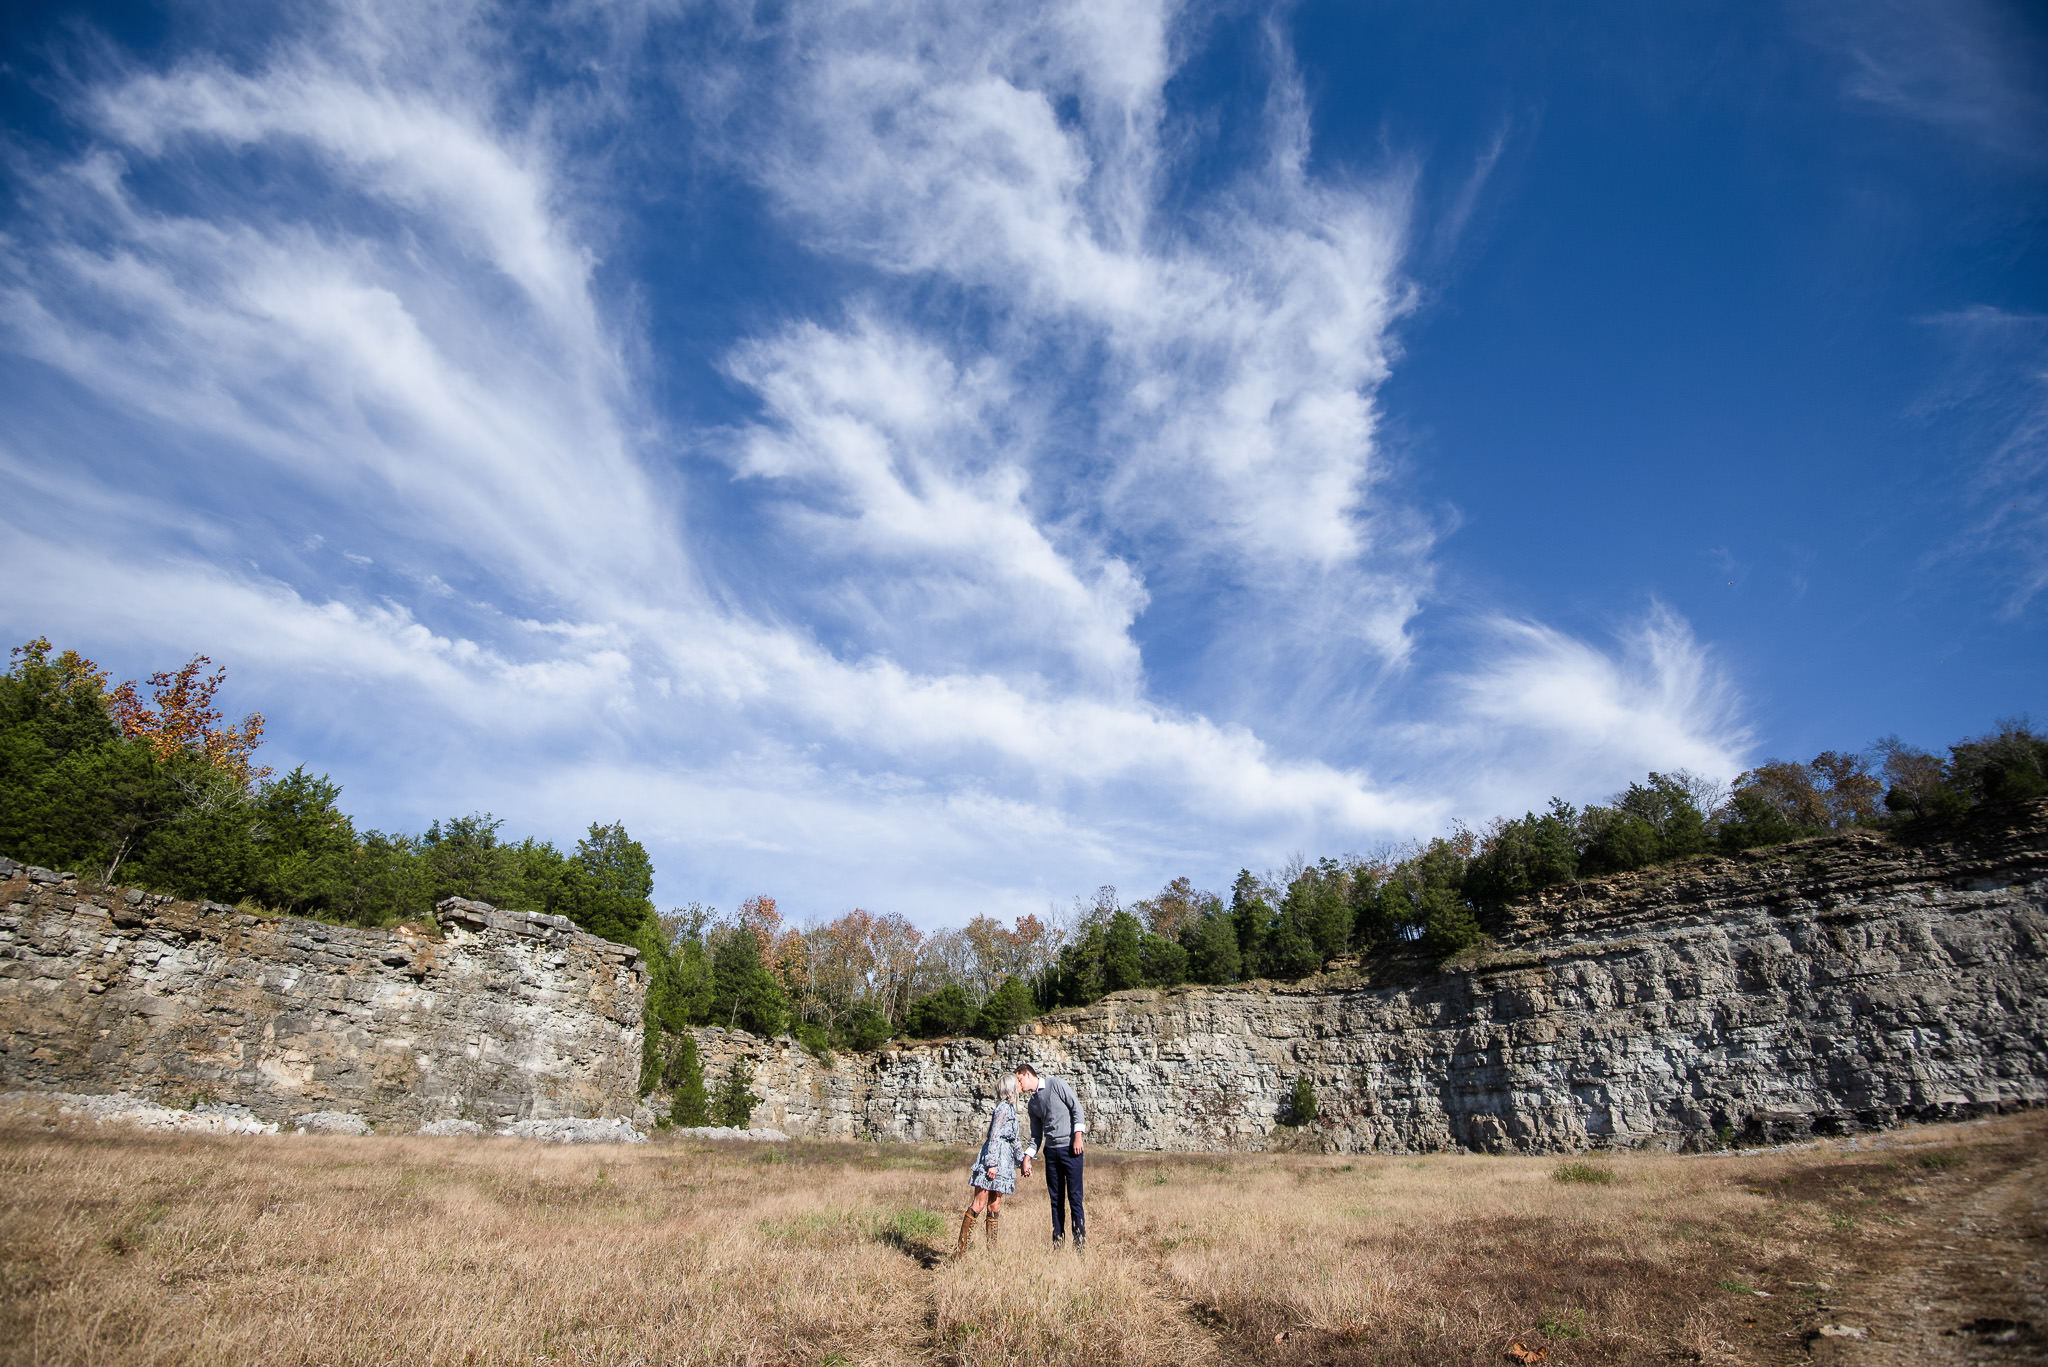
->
[106,653,272,788]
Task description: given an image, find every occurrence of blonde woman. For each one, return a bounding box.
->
[956,1072,1027,1256]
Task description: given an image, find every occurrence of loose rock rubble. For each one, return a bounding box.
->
[672,1125,792,1142]
[497,1117,648,1145]
[415,1118,485,1138]
[0,1090,280,1135]
[293,1110,373,1135]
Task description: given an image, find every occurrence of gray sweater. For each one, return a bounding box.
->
[1026,1076,1087,1152]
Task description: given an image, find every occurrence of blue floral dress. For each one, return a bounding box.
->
[971,1101,1025,1194]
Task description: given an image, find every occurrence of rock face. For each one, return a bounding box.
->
[0,868,645,1130]
[4,803,2045,1153]
[697,804,2048,1153]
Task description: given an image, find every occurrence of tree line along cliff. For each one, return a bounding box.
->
[4,801,2040,1151]
[4,633,2046,1135]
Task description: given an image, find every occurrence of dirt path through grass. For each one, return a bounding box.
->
[1795,1135,2048,1365]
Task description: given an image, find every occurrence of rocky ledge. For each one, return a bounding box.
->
[695,802,2048,1153]
[0,865,646,1131]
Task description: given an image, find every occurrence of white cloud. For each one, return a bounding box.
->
[2,41,676,614]
[1803,0,2048,163]
[1915,306,2048,612]
[1433,604,1753,817]
[0,0,1759,920]
[702,0,1421,615]
[724,315,1148,690]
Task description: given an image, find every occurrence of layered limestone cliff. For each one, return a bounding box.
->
[4,804,2044,1151]
[699,803,2048,1153]
[0,861,645,1129]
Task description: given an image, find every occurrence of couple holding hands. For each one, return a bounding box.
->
[956,1061,1086,1256]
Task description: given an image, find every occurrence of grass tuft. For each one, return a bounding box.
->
[1553,1160,1617,1185]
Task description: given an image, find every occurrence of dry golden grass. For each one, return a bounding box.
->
[1,1111,2037,1367]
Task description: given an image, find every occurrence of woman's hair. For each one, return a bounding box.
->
[986,1072,1021,1145]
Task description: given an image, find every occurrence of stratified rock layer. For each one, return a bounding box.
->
[3,803,2044,1152]
[698,804,2048,1152]
[0,870,645,1130]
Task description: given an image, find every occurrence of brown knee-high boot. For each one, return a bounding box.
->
[985,1210,1001,1247]
[954,1209,979,1257]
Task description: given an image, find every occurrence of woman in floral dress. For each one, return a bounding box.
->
[956,1072,1026,1256]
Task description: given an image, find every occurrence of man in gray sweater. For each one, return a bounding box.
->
[1015,1062,1086,1249]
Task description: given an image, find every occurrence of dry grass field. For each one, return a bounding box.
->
[1,1109,2041,1367]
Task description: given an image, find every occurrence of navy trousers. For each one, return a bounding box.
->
[1043,1143,1085,1243]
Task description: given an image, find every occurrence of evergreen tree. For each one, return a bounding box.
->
[712,1060,760,1128]
[840,1004,893,1050]
[906,983,977,1037]
[1285,1074,1318,1127]
[1464,799,1580,908]
[334,829,429,927]
[1181,904,1241,984]
[1138,930,1187,987]
[1052,923,1106,1006]
[1418,882,1484,957]
[975,975,1036,1038]
[672,938,715,1023]
[1102,910,1145,992]
[1347,862,1388,950]
[1307,858,1353,964]
[1269,860,1350,978]
[248,766,356,915]
[421,813,519,905]
[1942,719,2047,805]
[1229,870,1273,978]
[570,821,660,944]
[1264,891,1321,979]
[709,928,786,1035]
[667,1034,709,1126]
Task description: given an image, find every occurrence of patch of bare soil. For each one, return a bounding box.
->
[1774,1128,2047,1365]
[1692,1116,2047,1366]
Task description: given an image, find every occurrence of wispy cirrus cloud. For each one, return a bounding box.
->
[1800,0,2048,163]
[1444,605,1753,810]
[1914,306,2048,614]
[0,0,1752,919]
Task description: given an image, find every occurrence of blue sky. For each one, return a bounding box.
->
[3,0,2043,925]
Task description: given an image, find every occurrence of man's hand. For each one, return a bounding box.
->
[1072,1133,1084,1155]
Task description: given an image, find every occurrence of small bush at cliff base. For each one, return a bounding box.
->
[712,1060,760,1128]
[667,1035,709,1127]
[1284,1075,1318,1126]
[1553,1161,1615,1185]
